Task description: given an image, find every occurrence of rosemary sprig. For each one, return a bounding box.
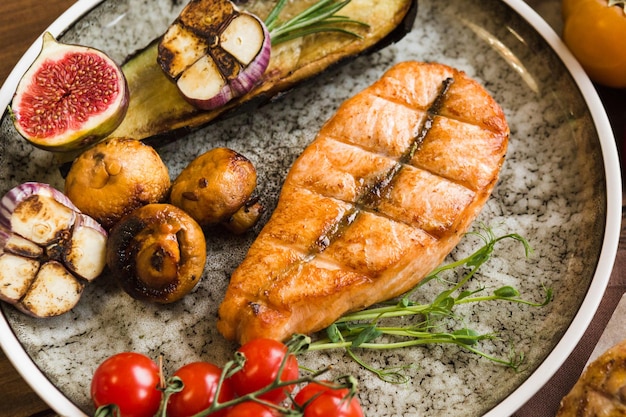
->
[266,0,369,46]
[306,225,551,383]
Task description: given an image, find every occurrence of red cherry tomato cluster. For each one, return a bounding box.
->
[90,338,364,417]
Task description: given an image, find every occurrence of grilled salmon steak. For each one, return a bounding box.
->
[217,61,509,344]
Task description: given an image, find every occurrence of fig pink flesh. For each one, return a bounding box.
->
[16,52,123,139]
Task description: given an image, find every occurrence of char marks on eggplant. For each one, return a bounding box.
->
[109,0,418,147]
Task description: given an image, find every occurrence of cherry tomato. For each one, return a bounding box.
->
[293,381,338,406]
[224,401,278,417]
[295,382,364,417]
[91,352,162,417]
[229,338,299,403]
[167,361,235,417]
[562,0,626,87]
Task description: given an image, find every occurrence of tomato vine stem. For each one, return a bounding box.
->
[172,334,355,417]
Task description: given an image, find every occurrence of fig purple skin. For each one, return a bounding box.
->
[10,32,129,153]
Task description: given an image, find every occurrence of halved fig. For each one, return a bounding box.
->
[11,32,129,152]
[0,182,108,317]
[158,0,270,110]
[106,203,207,304]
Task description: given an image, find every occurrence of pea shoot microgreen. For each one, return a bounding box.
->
[306,225,552,383]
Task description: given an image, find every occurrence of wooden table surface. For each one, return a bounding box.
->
[0,3,77,416]
[0,1,625,417]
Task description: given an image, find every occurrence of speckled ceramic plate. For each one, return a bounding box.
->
[0,0,620,416]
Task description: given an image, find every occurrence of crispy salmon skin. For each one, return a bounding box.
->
[217,61,509,344]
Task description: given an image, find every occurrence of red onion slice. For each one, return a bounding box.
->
[227,13,272,98]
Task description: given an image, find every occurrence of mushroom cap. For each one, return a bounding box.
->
[65,137,171,230]
[170,147,256,226]
[106,203,207,304]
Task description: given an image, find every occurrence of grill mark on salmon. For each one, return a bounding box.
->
[217,61,509,344]
[309,77,453,255]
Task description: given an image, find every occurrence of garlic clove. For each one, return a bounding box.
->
[63,215,107,282]
[220,13,267,65]
[157,0,270,110]
[4,232,45,258]
[177,55,231,104]
[18,261,84,318]
[11,194,76,246]
[159,23,206,79]
[0,253,40,303]
[0,182,108,317]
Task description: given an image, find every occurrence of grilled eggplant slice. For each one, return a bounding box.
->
[109,0,417,146]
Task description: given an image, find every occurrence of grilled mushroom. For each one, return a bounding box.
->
[106,203,206,304]
[170,147,262,232]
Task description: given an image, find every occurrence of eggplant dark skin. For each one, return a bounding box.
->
[108,0,418,148]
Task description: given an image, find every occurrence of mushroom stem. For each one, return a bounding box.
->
[136,238,181,290]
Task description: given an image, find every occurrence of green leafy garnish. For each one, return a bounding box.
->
[306,225,552,382]
[266,0,369,46]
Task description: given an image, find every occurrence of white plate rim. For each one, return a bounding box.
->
[0,4,106,415]
[0,0,621,416]
[484,0,621,414]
